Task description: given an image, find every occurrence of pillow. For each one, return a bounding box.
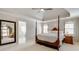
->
[49,31,64,35]
[49,31,58,34]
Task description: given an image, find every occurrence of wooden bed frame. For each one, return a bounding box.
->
[35,16,60,50]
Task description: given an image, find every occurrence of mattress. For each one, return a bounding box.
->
[37,31,64,45]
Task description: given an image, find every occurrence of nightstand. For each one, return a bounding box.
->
[63,35,73,44]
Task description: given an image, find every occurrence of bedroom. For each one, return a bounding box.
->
[0,8,79,51]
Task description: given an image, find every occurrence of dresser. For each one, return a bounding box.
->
[63,35,73,44]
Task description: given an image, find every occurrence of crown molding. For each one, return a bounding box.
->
[42,16,79,23]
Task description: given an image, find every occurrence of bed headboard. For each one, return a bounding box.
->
[51,27,58,31]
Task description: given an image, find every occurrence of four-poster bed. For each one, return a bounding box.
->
[35,16,64,50]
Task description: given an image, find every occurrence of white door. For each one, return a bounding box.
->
[18,21,26,44]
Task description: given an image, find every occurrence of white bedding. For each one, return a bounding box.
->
[37,31,64,45]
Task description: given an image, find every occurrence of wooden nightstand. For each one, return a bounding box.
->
[63,35,73,44]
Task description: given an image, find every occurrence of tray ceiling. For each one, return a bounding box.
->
[0,8,78,21]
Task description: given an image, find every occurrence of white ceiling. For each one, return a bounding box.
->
[0,8,78,21]
[65,8,79,16]
[43,8,70,20]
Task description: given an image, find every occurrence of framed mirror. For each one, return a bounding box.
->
[0,20,16,45]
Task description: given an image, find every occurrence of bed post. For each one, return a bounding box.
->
[58,16,60,41]
[57,16,60,50]
[35,20,38,42]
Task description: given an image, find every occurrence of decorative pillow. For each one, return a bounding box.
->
[51,27,58,31]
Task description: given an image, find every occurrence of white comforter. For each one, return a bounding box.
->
[37,31,64,45]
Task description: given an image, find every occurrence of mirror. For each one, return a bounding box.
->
[0,20,16,45]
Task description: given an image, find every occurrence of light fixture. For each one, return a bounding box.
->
[40,9,44,12]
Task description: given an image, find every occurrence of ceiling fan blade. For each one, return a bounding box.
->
[32,8,53,10]
[32,8,40,10]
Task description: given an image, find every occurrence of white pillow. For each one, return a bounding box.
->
[49,31,58,34]
[49,31,63,34]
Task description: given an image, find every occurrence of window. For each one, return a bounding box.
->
[65,22,74,35]
[18,21,27,44]
[43,24,48,33]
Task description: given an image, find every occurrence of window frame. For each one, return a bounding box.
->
[65,22,74,35]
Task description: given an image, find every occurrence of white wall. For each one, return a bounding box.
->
[0,13,19,43]
[41,19,65,33]
[64,17,79,42]
[75,19,79,42]
[41,17,79,42]
[18,18,37,45]
[25,19,36,44]
[0,12,37,45]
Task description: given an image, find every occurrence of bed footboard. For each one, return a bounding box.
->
[36,36,60,50]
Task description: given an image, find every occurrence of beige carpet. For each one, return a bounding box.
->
[0,42,79,51]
